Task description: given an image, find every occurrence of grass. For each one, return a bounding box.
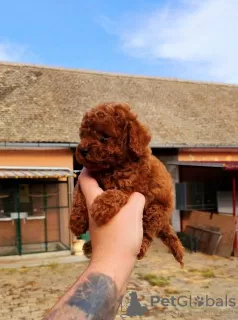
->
[6,268,18,274]
[200,268,215,278]
[187,268,200,273]
[47,263,59,270]
[20,266,29,273]
[137,273,170,287]
[187,267,215,278]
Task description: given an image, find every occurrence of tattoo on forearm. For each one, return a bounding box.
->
[44,272,122,320]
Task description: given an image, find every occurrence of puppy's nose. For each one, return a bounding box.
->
[80,148,88,157]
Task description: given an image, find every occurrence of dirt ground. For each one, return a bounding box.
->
[0,239,238,320]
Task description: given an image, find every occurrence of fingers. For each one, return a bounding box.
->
[121,193,145,254]
[124,192,145,216]
[78,167,99,189]
[78,167,103,207]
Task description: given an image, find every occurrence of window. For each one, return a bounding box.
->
[0,180,60,217]
[175,182,217,211]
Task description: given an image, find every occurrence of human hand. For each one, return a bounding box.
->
[43,168,145,320]
[78,167,145,262]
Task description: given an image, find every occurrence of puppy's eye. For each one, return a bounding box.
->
[100,135,110,143]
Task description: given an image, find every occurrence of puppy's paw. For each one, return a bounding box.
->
[137,237,151,260]
[83,241,92,259]
[137,248,146,260]
[159,227,185,267]
[90,190,128,226]
[69,213,88,238]
[69,183,89,237]
[174,244,185,267]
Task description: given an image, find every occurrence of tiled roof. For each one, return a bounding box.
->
[0,62,238,147]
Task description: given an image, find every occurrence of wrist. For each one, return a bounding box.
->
[85,252,136,295]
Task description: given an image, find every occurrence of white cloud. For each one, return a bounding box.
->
[101,0,238,83]
[0,41,38,63]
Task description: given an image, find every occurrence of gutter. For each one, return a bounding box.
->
[0,142,78,149]
[150,144,238,149]
[0,166,74,172]
[0,142,237,149]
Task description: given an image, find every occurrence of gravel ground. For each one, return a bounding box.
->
[1,239,238,320]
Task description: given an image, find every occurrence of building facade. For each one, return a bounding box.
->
[0,62,237,257]
[0,148,75,256]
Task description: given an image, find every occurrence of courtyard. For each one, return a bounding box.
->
[0,238,238,320]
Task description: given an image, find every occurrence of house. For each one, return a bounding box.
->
[0,62,237,257]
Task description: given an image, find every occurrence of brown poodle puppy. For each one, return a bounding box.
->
[69,102,184,266]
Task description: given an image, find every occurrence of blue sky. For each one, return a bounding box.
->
[0,0,237,83]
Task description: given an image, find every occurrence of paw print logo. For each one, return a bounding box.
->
[194,296,204,307]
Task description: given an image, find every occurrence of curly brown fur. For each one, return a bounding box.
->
[69,102,184,266]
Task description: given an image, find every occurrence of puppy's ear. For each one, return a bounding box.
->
[128,119,151,157]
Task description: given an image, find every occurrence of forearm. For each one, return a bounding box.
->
[43,255,136,320]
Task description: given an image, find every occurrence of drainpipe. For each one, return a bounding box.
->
[233,176,237,256]
[68,174,75,253]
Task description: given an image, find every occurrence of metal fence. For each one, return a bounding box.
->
[0,179,70,256]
